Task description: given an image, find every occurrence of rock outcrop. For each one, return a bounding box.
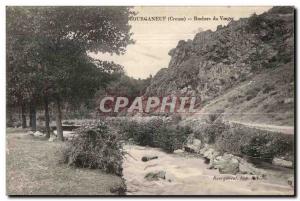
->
[184,134,202,153]
[272,157,293,168]
[211,154,240,174]
[145,7,294,114]
[144,170,166,181]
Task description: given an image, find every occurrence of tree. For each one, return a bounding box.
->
[36,7,134,140]
[7,6,135,140]
[6,7,41,130]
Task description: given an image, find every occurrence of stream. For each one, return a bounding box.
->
[122,145,294,195]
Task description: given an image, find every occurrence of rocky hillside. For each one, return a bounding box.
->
[145,7,294,125]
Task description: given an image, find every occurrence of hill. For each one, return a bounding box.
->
[145,7,294,126]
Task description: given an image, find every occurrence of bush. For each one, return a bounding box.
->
[170,114,182,124]
[245,87,260,101]
[120,118,192,153]
[195,117,229,144]
[215,126,250,155]
[241,133,293,161]
[155,125,192,153]
[207,109,224,123]
[63,121,124,176]
[216,124,294,161]
[119,118,163,146]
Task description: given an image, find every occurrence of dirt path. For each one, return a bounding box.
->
[123,145,294,195]
[6,128,123,195]
[229,120,294,135]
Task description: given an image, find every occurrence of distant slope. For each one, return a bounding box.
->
[193,62,294,126]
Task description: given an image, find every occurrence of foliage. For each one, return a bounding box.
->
[100,73,152,97]
[155,124,192,153]
[119,118,163,146]
[207,110,224,123]
[6,7,42,107]
[195,119,229,144]
[63,121,124,176]
[120,118,192,153]
[6,6,135,139]
[193,112,227,144]
[215,124,294,161]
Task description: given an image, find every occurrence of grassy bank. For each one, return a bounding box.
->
[6,128,124,195]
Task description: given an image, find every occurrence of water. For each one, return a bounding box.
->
[122,145,294,195]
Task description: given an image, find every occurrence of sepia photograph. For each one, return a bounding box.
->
[5,5,295,196]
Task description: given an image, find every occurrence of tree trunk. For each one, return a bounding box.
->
[55,97,64,141]
[29,100,37,131]
[44,95,51,138]
[6,108,14,127]
[21,102,27,128]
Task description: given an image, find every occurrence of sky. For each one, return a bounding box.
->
[89,6,272,79]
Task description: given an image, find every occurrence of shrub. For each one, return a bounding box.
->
[196,117,229,144]
[120,118,192,153]
[216,124,294,161]
[170,114,182,124]
[63,121,124,176]
[118,119,139,140]
[207,109,224,123]
[245,87,260,100]
[154,125,192,153]
[216,126,251,155]
[119,118,163,146]
[241,133,293,161]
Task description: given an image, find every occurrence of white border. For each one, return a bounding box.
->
[0,0,298,200]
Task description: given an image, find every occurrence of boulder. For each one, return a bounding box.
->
[199,145,220,162]
[145,170,166,181]
[141,155,158,162]
[287,176,294,187]
[272,157,293,168]
[33,131,44,137]
[27,131,34,136]
[174,149,184,154]
[184,134,201,153]
[184,138,202,153]
[238,158,266,175]
[211,154,239,175]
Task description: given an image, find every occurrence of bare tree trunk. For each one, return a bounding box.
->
[55,97,64,141]
[21,102,27,128]
[29,100,37,131]
[6,107,14,127]
[44,95,51,138]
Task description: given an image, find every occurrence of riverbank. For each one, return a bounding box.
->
[6,127,294,195]
[6,128,124,195]
[123,144,294,195]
